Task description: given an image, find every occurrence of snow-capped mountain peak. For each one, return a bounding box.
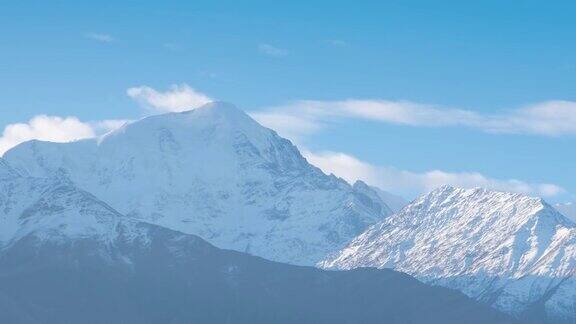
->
[0,166,151,250]
[109,101,269,142]
[3,102,392,265]
[321,185,576,321]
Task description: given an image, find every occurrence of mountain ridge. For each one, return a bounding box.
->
[321,185,576,323]
[0,162,515,323]
[0,215,516,324]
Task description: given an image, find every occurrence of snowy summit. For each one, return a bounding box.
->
[321,185,576,322]
[3,102,392,265]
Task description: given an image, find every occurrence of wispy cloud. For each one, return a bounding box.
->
[127,84,213,113]
[252,99,571,199]
[85,33,115,43]
[0,116,126,156]
[252,99,576,139]
[304,150,565,199]
[92,119,130,133]
[250,112,321,144]
[258,43,289,57]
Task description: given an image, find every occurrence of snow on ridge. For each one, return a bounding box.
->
[2,102,393,265]
[321,185,576,319]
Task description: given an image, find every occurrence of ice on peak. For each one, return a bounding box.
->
[3,102,392,265]
[160,101,259,131]
[188,100,249,116]
[99,101,285,157]
[433,184,458,192]
[429,185,507,198]
[408,185,571,228]
[111,100,251,127]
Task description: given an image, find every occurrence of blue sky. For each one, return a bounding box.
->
[0,1,574,202]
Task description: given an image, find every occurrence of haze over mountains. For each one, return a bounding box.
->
[556,202,576,222]
[322,186,576,323]
[0,102,572,323]
[352,180,409,213]
[0,230,514,323]
[0,128,513,323]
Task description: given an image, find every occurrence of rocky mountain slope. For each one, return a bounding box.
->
[321,186,576,323]
[3,102,392,265]
[0,162,514,323]
[0,163,140,248]
[1,223,519,323]
[0,228,516,324]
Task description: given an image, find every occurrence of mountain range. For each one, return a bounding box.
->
[0,158,514,323]
[321,186,576,323]
[1,101,572,323]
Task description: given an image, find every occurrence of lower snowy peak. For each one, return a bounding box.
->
[3,102,392,265]
[321,185,576,323]
[0,170,150,249]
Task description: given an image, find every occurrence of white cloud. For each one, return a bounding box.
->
[250,112,321,144]
[494,101,576,135]
[1,84,213,156]
[253,99,576,139]
[304,150,565,199]
[252,99,572,199]
[0,116,93,155]
[0,116,127,156]
[85,33,115,43]
[303,150,380,185]
[258,44,289,57]
[127,84,213,113]
[91,119,131,133]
